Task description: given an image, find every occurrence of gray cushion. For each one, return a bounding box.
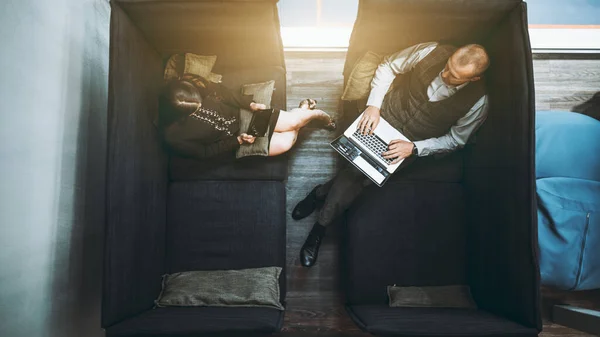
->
[387,285,477,309]
[156,267,284,310]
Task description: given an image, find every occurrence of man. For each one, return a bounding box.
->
[292,42,491,267]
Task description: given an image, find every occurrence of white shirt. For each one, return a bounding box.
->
[366,42,489,156]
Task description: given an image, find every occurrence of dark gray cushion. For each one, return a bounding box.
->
[346,305,538,337]
[344,182,466,305]
[105,307,283,337]
[166,181,286,302]
[155,267,284,310]
[169,66,288,182]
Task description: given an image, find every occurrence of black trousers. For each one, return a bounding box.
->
[315,156,416,226]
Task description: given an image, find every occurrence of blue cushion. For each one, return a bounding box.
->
[537,178,600,290]
[536,110,600,290]
[536,110,600,181]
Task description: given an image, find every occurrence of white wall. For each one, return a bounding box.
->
[0,0,109,336]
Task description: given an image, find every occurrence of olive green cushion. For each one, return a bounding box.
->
[387,285,477,309]
[155,267,284,310]
[341,51,383,101]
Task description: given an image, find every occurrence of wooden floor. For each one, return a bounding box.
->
[278,51,600,336]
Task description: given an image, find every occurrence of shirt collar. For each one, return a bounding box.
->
[437,71,469,90]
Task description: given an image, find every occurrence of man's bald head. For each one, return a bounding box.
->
[442,44,490,86]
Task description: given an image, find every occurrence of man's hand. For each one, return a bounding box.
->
[250,102,267,111]
[382,139,414,164]
[237,133,256,145]
[358,106,381,135]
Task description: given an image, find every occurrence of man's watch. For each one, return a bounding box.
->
[411,143,418,156]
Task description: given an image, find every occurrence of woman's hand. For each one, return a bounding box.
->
[237,133,256,145]
[250,102,267,111]
[358,105,381,135]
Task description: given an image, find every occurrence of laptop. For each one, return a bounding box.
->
[330,113,411,187]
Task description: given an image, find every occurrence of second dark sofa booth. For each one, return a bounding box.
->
[341,0,541,336]
[102,0,287,336]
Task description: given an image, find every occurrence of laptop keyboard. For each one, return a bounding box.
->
[352,130,394,165]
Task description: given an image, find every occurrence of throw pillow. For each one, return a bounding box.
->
[242,80,276,109]
[387,285,477,308]
[236,80,276,159]
[163,53,222,83]
[341,51,383,101]
[155,267,284,310]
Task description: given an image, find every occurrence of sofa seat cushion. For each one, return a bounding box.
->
[105,307,283,337]
[344,181,466,305]
[169,66,288,181]
[166,181,286,300]
[346,305,538,337]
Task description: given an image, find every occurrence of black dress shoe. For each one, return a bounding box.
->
[300,223,326,267]
[292,185,323,220]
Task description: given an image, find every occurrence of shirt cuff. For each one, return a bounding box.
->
[412,140,428,157]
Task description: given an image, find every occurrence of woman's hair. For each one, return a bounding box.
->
[159,79,203,125]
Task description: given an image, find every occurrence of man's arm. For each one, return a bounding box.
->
[359,42,438,135]
[366,42,438,109]
[413,95,489,156]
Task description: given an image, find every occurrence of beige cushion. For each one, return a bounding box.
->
[387,285,477,309]
[341,51,383,101]
[155,267,284,310]
[236,80,276,159]
[242,80,276,109]
[163,53,222,83]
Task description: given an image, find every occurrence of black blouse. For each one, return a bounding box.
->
[163,78,254,159]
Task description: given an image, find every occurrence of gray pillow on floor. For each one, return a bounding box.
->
[155,267,284,310]
[387,285,477,309]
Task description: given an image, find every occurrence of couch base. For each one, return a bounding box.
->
[105,307,284,337]
[346,305,538,337]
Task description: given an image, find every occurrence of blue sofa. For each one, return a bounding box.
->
[536,110,600,291]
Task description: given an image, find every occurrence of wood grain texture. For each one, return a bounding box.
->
[278,51,600,336]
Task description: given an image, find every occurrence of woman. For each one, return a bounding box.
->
[160,74,335,159]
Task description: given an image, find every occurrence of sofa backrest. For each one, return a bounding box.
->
[117,0,285,71]
[103,2,168,327]
[343,0,540,331]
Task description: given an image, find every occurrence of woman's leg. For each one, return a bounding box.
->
[269,130,299,156]
[273,108,332,132]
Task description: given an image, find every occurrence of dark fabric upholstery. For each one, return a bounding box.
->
[342,0,540,333]
[105,307,284,337]
[169,66,288,182]
[344,182,466,305]
[346,305,539,337]
[118,0,285,69]
[464,3,540,330]
[167,181,286,302]
[102,3,168,327]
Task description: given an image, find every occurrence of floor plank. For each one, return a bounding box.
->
[280,51,600,336]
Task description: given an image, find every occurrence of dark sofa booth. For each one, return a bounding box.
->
[102,1,287,336]
[340,0,541,336]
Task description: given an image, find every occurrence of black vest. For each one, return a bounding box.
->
[381,44,486,141]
